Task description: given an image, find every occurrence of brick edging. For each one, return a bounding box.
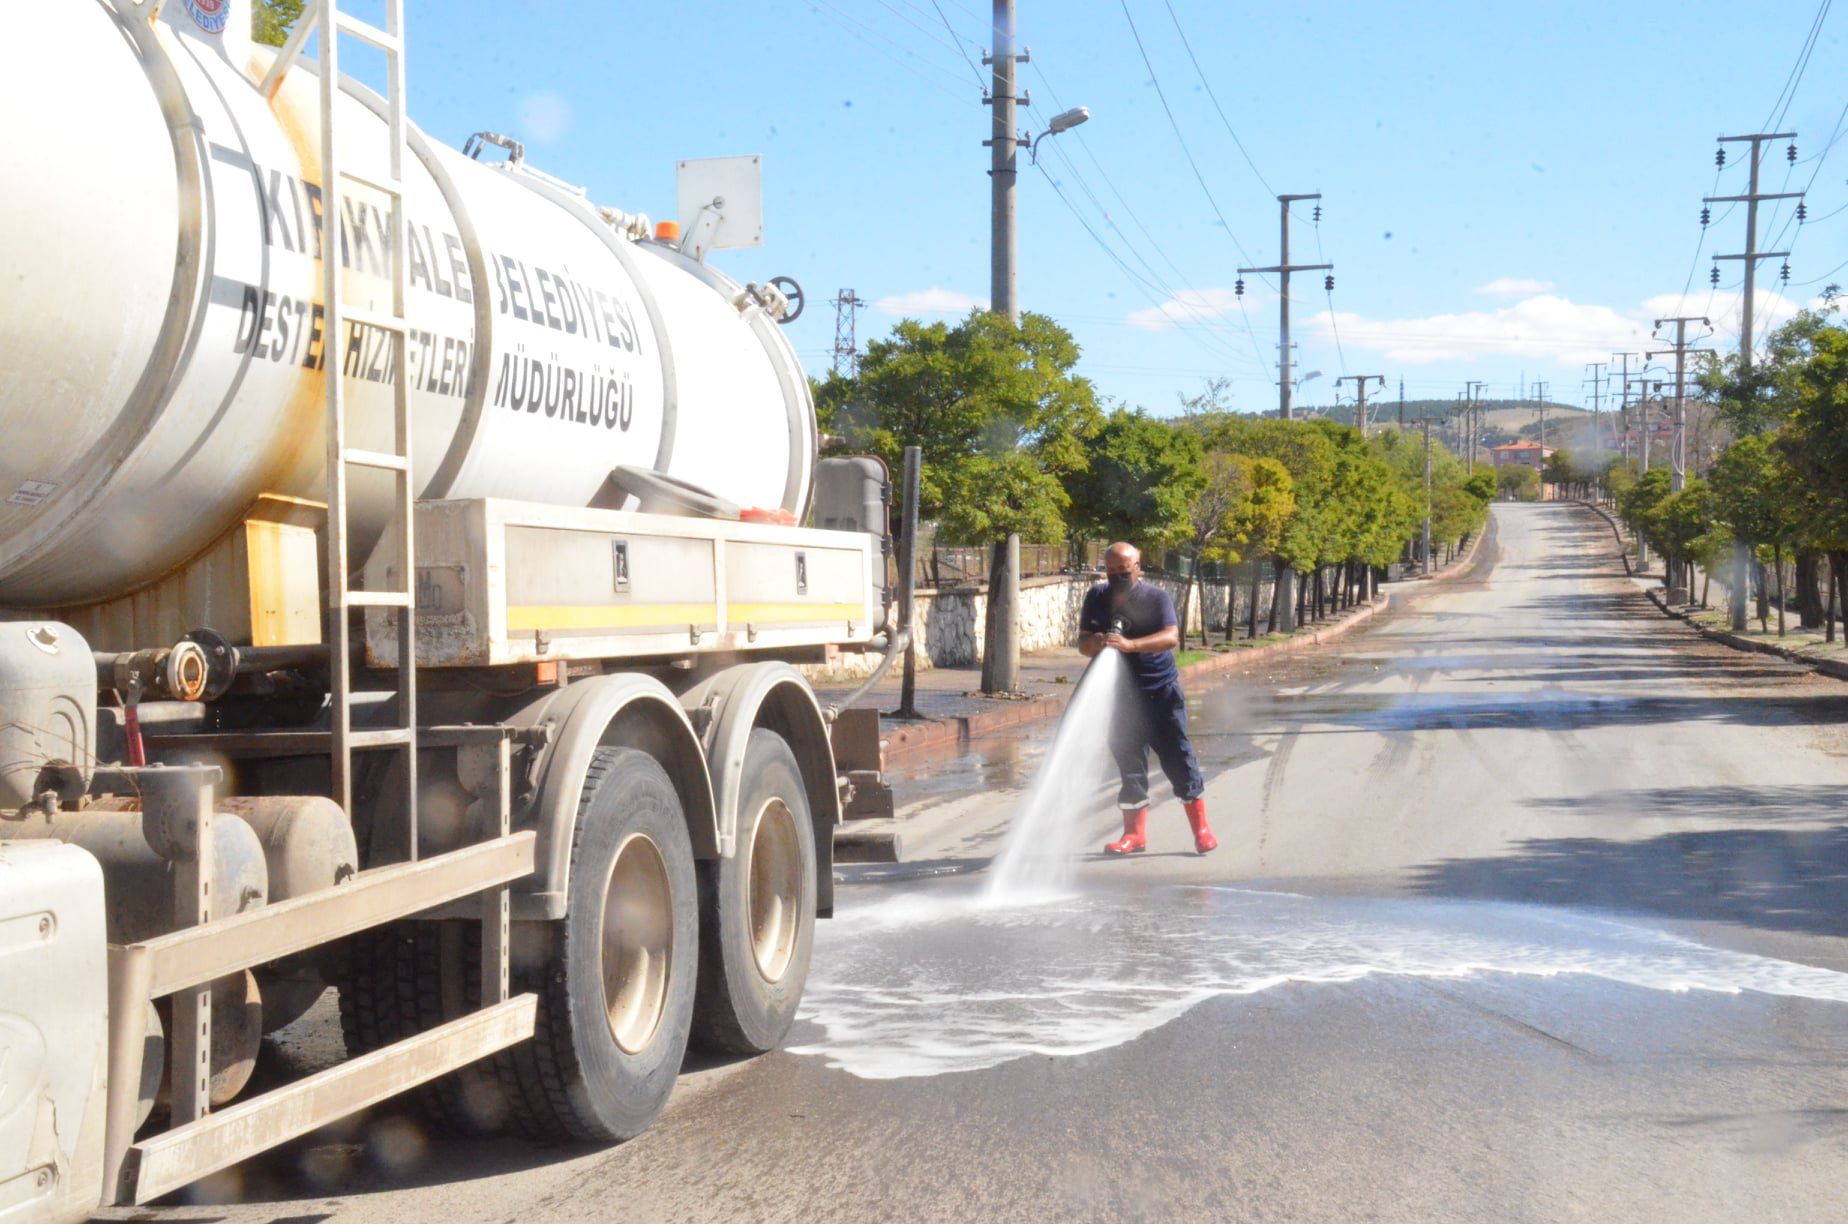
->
[1643,586,1848,681]
[881,531,1485,762]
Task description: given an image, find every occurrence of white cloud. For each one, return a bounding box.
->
[1125,287,1254,331]
[1306,294,1653,365]
[1638,287,1822,343]
[518,92,573,144]
[871,288,987,316]
[1475,277,1556,296]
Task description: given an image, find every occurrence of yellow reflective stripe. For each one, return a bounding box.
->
[728,602,866,624]
[503,601,867,632]
[505,603,717,631]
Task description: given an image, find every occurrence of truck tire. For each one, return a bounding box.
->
[339,919,511,1136]
[502,746,698,1141]
[691,729,816,1055]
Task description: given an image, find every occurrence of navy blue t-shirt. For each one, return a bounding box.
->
[1081,580,1180,695]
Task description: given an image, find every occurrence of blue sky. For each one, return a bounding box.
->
[396,0,1846,417]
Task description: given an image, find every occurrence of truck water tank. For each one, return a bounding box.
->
[0,2,814,609]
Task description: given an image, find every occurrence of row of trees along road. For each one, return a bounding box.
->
[1609,301,1848,639]
[814,312,1496,686]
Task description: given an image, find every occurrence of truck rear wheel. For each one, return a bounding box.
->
[692,729,816,1055]
[503,745,698,1141]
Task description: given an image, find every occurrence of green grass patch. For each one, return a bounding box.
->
[1175,650,1211,668]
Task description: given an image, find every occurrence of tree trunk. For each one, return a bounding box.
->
[1825,554,1840,647]
[1248,562,1262,639]
[1774,545,1786,637]
[1828,553,1841,644]
[1296,569,1309,626]
[980,535,1019,694]
[1178,574,1195,651]
[1755,561,1770,632]
[1796,551,1822,629]
[1700,565,1711,609]
[1730,538,1750,632]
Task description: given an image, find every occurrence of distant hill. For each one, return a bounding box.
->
[1303,398,1586,437]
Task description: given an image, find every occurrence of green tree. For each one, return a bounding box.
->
[1186,453,1294,643]
[1651,480,1721,606]
[1709,432,1807,633]
[252,0,304,46]
[1773,307,1848,630]
[1541,449,1573,492]
[1498,464,1541,501]
[816,310,1101,690]
[1063,409,1203,548]
[1202,416,1337,629]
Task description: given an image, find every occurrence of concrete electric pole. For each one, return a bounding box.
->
[1583,361,1607,456]
[1610,352,1640,466]
[1465,380,1487,466]
[1422,411,1434,575]
[1706,131,1803,631]
[1532,381,1550,449]
[1337,374,1385,435]
[985,0,1024,325]
[1239,193,1333,423]
[1648,316,1710,492]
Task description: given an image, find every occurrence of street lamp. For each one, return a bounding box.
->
[1029,106,1091,164]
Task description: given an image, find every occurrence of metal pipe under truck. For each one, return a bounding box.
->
[0,2,907,1216]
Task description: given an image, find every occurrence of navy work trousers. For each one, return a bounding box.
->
[1109,681,1204,809]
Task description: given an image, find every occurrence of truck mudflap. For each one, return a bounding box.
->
[0,842,109,1224]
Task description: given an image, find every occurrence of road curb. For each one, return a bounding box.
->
[1576,499,1635,575]
[881,529,1486,763]
[1643,586,1848,681]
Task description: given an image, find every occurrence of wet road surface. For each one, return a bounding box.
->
[139,503,1848,1221]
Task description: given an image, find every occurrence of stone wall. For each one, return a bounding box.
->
[806,567,1281,683]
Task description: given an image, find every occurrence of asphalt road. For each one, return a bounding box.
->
[142,503,1848,1222]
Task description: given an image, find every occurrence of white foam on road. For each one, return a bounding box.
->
[791,885,1848,1079]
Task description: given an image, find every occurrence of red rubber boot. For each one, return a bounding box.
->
[1104,806,1148,855]
[1184,798,1218,855]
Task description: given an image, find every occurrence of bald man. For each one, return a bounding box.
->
[1077,542,1216,856]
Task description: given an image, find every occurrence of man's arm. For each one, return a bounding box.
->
[1077,588,1109,656]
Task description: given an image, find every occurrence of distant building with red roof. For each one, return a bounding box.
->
[1488,440,1557,472]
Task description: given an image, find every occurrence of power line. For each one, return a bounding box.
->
[1031,159,1266,372]
[1763,0,1832,134]
[1157,0,1274,197]
[1020,63,1271,371]
[801,0,975,99]
[1115,0,1267,278]
[923,0,988,85]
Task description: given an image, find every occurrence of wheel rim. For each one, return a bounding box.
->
[601,832,674,1054]
[747,797,802,983]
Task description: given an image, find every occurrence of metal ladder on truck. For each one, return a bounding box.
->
[96,6,538,1205]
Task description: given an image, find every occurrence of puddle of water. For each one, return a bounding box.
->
[792,882,1848,1080]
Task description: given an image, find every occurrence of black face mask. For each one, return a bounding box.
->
[1107,571,1134,593]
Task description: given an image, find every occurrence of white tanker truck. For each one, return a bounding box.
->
[0,2,908,1216]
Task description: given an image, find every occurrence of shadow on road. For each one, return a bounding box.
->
[1409,785,1848,938]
